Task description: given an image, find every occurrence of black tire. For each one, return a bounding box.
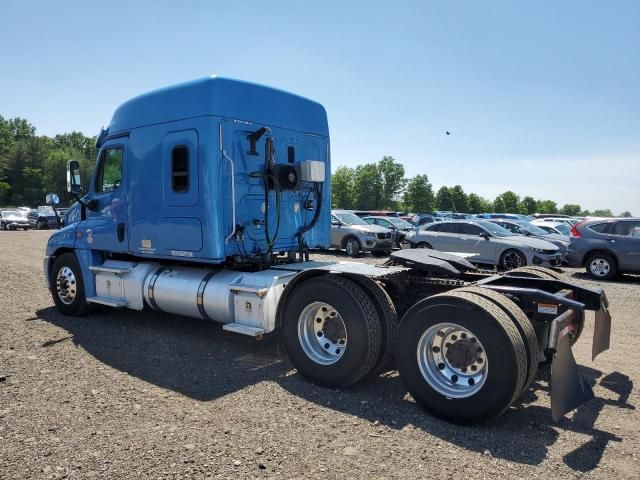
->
[396,291,527,424]
[1,222,6,231]
[416,242,432,249]
[344,236,361,258]
[455,287,538,397]
[585,252,617,280]
[282,275,382,388]
[50,253,92,316]
[509,266,560,280]
[500,249,527,270]
[332,275,398,376]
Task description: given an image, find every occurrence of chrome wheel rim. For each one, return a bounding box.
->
[590,258,610,277]
[503,251,524,270]
[56,266,77,305]
[298,302,347,365]
[416,322,488,398]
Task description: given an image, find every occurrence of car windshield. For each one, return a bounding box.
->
[2,210,19,217]
[387,217,413,228]
[38,207,55,215]
[477,221,513,237]
[551,223,570,234]
[516,221,549,235]
[335,213,368,225]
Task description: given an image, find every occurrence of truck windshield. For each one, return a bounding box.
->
[336,213,368,225]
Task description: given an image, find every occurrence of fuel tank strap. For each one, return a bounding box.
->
[147,266,169,311]
[197,270,218,321]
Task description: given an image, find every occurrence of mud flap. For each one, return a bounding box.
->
[551,333,594,422]
[592,298,611,360]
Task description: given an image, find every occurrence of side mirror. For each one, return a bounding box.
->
[67,160,82,195]
[45,193,60,205]
[479,232,490,240]
[331,220,341,226]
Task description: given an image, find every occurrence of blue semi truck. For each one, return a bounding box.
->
[44,77,612,423]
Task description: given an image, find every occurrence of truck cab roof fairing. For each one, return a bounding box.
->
[107,76,329,137]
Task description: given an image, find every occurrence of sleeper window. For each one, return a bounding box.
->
[172,146,189,193]
[96,147,123,193]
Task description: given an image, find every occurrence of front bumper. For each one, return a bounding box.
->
[531,253,564,267]
[362,238,394,252]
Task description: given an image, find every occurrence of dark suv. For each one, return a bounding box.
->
[567,218,640,279]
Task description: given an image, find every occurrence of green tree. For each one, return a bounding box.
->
[377,156,406,209]
[494,191,520,213]
[331,166,355,209]
[353,163,382,210]
[435,186,454,211]
[620,211,633,218]
[592,209,614,217]
[560,204,581,216]
[520,196,538,215]
[450,185,468,212]
[403,174,434,212]
[537,200,558,214]
[493,196,506,213]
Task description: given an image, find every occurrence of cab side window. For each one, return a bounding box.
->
[96,147,123,193]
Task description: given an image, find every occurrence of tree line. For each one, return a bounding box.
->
[332,156,632,217]
[0,115,97,207]
[0,117,633,217]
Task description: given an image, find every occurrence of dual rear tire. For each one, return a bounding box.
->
[395,288,537,424]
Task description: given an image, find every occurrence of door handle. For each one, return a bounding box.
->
[117,223,125,242]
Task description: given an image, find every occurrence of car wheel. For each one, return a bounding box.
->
[416,242,432,249]
[344,237,361,257]
[500,249,526,270]
[586,253,617,280]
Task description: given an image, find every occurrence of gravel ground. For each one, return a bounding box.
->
[1,231,638,479]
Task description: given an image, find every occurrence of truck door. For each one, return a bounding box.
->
[83,138,129,252]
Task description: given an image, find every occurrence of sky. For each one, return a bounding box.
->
[1,0,638,214]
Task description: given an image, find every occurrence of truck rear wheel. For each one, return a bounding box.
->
[50,253,92,316]
[396,291,527,424]
[331,275,399,375]
[455,287,538,397]
[282,275,382,388]
[509,266,560,280]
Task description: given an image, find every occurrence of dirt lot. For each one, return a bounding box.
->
[0,230,638,479]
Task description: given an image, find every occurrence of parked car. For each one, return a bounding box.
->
[363,216,414,246]
[476,213,534,221]
[530,219,571,236]
[488,219,570,256]
[27,207,60,229]
[331,210,393,257]
[404,220,562,269]
[1,210,30,230]
[567,218,640,279]
[411,212,438,226]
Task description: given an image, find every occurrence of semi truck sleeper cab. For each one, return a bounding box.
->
[44,77,612,424]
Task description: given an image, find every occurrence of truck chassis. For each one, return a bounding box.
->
[45,247,611,424]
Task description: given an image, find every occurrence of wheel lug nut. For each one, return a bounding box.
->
[468,378,475,386]
[324,343,330,349]
[451,375,458,383]
[477,347,483,353]
[432,346,440,353]
[461,333,467,339]
[438,363,445,370]
[471,365,477,371]
[317,332,322,337]
[451,335,457,341]
[316,318,322,323]
[477,358,483,364]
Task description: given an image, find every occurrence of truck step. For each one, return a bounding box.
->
[86,296,127,308]
[222,323,265,337]
[89,265,131,275]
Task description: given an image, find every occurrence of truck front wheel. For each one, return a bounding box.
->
[282,275,382,388]
[396,291,527,424]
[50,253,92,316]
